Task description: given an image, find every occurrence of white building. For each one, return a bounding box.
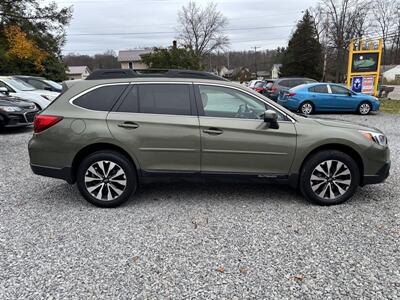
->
[66,66,91,80]
[118,49,152,70]
[381,65,400,82]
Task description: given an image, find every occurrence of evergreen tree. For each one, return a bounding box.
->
[280,10,323,80]
[140,44,202,70]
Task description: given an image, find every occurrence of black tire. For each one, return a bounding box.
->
[300,150,360,206]
[358,102,371,115]
[299,101,314,115]
[76,151,137,208]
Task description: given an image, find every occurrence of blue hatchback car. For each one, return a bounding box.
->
[277,83,380,115]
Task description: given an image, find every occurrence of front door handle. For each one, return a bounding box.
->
[117,122,139,129]
[203,128,223,135]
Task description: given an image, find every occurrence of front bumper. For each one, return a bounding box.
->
[0,109,38,128]
[362,161,390,185]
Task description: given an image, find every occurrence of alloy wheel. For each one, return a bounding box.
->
[310,160,352,200]
[359,103,371,115]
[84,160,127,201]
[301,103,313,115]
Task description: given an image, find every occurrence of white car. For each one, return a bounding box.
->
[247,79,263,89]
[0,76,59,110]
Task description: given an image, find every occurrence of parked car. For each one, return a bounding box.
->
[268,77,317,101]
[247,79,263,89]
[254,79,275,93]
[0,92,38,130]
[29,69,390,208]
[14,76,62,93]
[261,81,276,98]
[0,76,59,110]
[277,83,380,115]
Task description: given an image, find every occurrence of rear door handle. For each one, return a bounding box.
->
[117,122,139,129]
[203,128,223,135]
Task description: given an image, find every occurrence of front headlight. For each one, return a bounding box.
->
[0,106,22,112]
[360,130,387,146]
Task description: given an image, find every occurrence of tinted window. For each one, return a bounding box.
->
[74,85,127,111]
[138,84,191,115]
[117,86,138,113]
[279,80,291,87]
[27,79,47,90]
[309,85,329,93]
[199,85,285,120]
[330,84,351,95]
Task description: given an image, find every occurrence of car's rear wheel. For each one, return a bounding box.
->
[299,101,314,115]
[300,150,360,205]
[358,102,371,115]
[76,151,137,208]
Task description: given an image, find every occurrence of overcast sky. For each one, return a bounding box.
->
[53,0,318,55]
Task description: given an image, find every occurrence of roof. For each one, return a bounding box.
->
[67,66,90,75]
[118,49,152,62]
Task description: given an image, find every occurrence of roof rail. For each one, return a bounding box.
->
[85,69,228,81]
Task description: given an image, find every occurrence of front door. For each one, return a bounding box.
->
[329,84,357,111]
[195,84,296,175]
[107,83,201,173]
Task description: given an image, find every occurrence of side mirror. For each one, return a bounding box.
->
[263,110,279,129]
[347,91,353,96]
[44,86,52,91]
[0,87,9,95]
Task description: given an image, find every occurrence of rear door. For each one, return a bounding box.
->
[107,83,201,174]
[308,84,331,110]
[195,84,296,175]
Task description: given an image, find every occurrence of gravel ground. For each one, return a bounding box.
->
[0,113,399,299]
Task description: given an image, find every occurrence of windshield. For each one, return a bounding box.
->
[44,80,62,90]
[4,78,36,91]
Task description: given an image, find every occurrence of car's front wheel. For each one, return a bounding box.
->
[358,102,371,115]
[300,150,360,205]
[299,101,314,115]
[76,151,137,208]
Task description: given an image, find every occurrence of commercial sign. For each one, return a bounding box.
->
[346,39,383,96]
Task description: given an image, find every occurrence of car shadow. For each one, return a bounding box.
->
[0,126,33,135]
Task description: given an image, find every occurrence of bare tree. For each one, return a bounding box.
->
[319,0,371,82]
[176,1,229,56]
[372,0,399,64]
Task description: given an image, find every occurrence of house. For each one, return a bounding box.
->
[381,65,400,82]
[271,64,282,79]
[218,66,234,78]
[66,66,91,80]
[118,49,152,69]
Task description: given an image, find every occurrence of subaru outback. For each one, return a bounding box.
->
[28,69,390,207]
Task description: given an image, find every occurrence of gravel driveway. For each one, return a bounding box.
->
[1,113,399,299]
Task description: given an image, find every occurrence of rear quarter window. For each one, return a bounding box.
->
[73,84,127,111]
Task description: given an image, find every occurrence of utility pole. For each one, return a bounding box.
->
[322,16,329,82]
[252,46,259,77]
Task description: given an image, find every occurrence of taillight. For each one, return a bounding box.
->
[287,92,296,97]
[34,115,63,133]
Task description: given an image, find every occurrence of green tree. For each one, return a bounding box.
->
[140,44,202,70]
[0,0,72,80]
[280,10,323,80]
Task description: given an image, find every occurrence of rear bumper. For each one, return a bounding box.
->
[362,161,390,185]
[30,164,74,184]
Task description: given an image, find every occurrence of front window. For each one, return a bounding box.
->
[330,84,352,95]
[198,85,285,120]
[44,80,62,90]
[255,81,265,88]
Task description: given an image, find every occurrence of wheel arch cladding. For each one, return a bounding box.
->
[71,143,139,183]
[298,143,364,185]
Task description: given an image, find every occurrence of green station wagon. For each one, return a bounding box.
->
[28,69,390,207]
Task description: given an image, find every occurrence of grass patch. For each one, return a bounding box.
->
[380,99,400,114]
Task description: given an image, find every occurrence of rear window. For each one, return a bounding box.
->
[73,85,127,111]
[117,84,192,115]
